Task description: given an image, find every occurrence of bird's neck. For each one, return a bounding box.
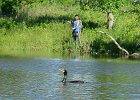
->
[62,75,67,83]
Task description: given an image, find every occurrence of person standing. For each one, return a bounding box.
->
[72,15,82,46]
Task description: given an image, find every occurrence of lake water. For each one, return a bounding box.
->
[0,57,140,100]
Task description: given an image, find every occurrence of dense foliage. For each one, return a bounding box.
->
[0,0,140,56]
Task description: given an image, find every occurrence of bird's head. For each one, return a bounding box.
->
[59,68,65,73]
[59,68,67,76]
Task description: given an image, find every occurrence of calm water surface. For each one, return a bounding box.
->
[0,57,140,100]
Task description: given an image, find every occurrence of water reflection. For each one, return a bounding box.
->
[0,58,140,100]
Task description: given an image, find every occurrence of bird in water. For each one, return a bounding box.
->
[59,68,84,84]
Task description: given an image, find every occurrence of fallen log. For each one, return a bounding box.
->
[97,31,129,55]
[130,53,140,59]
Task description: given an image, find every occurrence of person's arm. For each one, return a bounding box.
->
[72,20,80,30]
[76,20,80,28]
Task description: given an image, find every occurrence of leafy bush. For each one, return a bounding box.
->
[0,18,16,29]
[0,0,140,56]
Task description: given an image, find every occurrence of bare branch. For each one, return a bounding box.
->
[97,31,129,55]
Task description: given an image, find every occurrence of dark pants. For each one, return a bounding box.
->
[72,32,82,45]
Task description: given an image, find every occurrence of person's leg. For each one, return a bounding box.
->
[72,32,77,47]
[77,32,82,46]
[72,33,76,41]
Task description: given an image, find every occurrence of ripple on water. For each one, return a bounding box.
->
[0,58,140,100]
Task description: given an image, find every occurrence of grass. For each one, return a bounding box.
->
[0,3,140,57]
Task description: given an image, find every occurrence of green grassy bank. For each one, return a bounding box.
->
[0,1,140,57]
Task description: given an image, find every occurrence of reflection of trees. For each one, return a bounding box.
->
[94,75,117,100]
[0,70,28,99]
[94,73,138,99]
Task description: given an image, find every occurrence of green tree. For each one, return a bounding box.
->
[1,0,39,17]
[76,0,131,10]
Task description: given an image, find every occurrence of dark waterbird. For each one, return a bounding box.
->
[59,68,85,84]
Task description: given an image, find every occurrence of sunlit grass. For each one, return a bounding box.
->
[0,3,140,57]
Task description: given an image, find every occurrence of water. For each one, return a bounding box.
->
[0,57,140,100]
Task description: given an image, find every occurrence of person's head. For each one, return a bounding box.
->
[75,15,79,20]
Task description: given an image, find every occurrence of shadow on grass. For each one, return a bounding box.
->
[1,14,101,29]
[24,15,71,27]
[16,14,100,29]
[83,21,99,29]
